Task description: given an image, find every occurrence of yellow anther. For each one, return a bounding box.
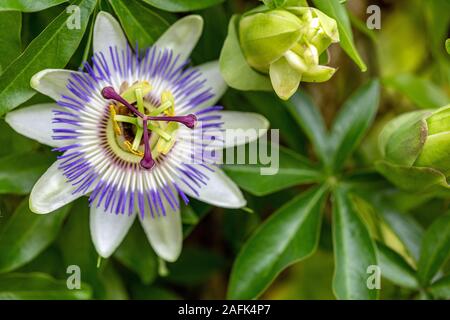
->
[124,141,144,156]
[109,105,122,135]
[161,91,175,116]
[121,81,152,104]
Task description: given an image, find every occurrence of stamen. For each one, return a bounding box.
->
[140,119,155,169]
[109,105,122,135]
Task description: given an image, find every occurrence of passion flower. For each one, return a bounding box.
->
[5,12,269,262]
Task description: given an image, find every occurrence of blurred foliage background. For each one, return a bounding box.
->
[0,0,449,300]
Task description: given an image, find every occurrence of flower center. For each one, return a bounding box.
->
[101,82,197,170]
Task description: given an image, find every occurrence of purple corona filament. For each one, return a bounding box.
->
[101,86,197,170]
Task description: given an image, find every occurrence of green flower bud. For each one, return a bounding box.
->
[378,105,450,195]
[238,5,339,100]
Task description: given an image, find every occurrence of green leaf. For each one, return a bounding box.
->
[0,0,97,116]
[417,214,450,286]
[376,204,424,263]
[446,39,450,55]
[429,274,450,299]
[228,186,327,299]
[141,0,223,12]
[224,144,323,196]
[329,79,380,171]
[58,198,105,298]
[0,11,21,73]
[0,272,91,299]
[167,247,226,286]
[226,90,306,152]
[110,0,169,49]
[285,92,329,165]
[312,0,367,71]
[383,74,449,109]
[332,186,378,299]
[0,198,70,273]
[376,242,419,289]
[114,221,158,285]
[219,15,273,92]
[0,0,67,12]
[0,120,38,156]
[0,152,54,194]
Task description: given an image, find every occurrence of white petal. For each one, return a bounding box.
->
[90,207,136,258]
[30,161,90,214]
[154,15,203,64]
[30,69,84,101]
[93,11,128,57]
[5,103,64,148]
[219,111,270,148]
[180,167,246,209]
[195,61,227,108]
[139,198,182,262]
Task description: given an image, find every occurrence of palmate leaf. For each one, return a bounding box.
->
[329,80,380,172]
[110,0,169,50]
[141,0,224,12]
[332,186,378,300]
[0,0,67,12]
[312,0,367,72]
[0,198,71,273]
[228,185,327,299]
[0,272,92,299]
[285,92,329,166]
[0,0,97,116]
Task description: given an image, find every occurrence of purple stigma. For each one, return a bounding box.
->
[101,86,197,170]
[140,119,155,169]
[101,86,144,118]
[147,114,197,129]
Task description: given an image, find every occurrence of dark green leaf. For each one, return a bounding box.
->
[0,198,70,273]
[58,198,105,298]
[110,0,169,49]
[0,120,38,156]
[114,221,158,285]
[0,152,54,194]
[376,242,419,289]
[228,186,327,299]
[329,80,380,171]
[0,272,91,299]
[429,274,450,299]
[0,0,97,116]
[0,11,21,73]
[383,74,449,109]
[167,246,225,286]
[377,204,424,262]
[417,214,450,286]
[0,0,67,12]
[313,0,367,71]
[285,92,329,165]
[131,283,180,299]
[141,0,224,12]
[332,186,378,299]
[224,144,323,196]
